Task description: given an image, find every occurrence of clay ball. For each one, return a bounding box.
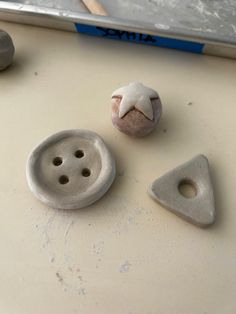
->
[0,30,15,71]
[111,82,162,137]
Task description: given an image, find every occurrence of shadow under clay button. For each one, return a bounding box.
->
[0,30,15,71]
[26,130,116,209]
[111,82,162,137]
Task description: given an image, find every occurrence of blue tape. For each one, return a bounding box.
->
[75,23,204,54]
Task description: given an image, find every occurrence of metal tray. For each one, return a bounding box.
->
[0,0,236,59]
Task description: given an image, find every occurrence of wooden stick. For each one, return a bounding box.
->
[82,0,108,16]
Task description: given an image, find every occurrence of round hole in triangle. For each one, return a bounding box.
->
[178,179,197,199]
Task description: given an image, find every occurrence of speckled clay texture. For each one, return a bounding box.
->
[0,30,15,71]
[111,82,162,137]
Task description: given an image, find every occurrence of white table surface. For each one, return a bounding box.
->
[1,20,236,314]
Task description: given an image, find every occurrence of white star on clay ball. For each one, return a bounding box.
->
[112,82,159,120]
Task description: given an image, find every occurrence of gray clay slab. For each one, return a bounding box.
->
[26,129,116,209]
[148,155,216,228]
[3,0,236,39]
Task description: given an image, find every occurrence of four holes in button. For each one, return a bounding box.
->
[54,150,90,184]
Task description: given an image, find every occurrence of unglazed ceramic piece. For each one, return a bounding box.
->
[148,155,216,228]
[26,130,116,209]
[111,82,162,137]
[0,30,15,71]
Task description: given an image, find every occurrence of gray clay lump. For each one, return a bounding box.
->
[0,30,15,71]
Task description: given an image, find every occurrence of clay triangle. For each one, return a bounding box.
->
[148,155,216,228]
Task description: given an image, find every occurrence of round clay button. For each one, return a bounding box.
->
[0,30,15,71]
[26,130,116,209]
